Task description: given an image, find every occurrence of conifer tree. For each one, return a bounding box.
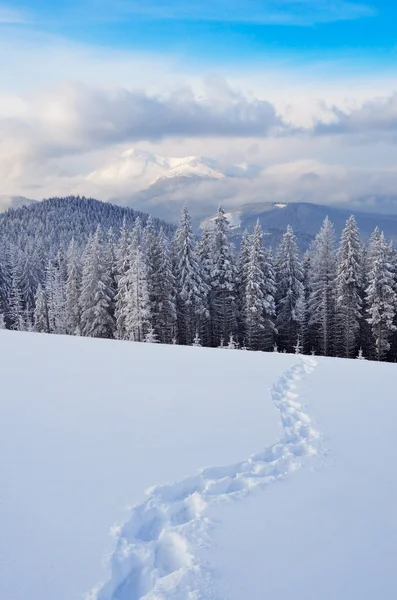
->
[33,284,49,333]
[244,221,276,351]
[209,207,237,346]
[236,229,251,344]
[275,225,304,352]
[308,217,336,356]
[66,239,81,335]
[335,216,362,358]
[173,205,208,345]
[365,232,396,360]
[80,227,115,338]
[121,218,151,342]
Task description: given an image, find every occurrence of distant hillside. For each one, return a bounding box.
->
[0,195,175,257]
[201,201,397,251]
[0,195,37,212]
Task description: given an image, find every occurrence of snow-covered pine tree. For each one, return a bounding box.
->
[197,224,213,347]
[144,327,158,343]
[157,228,177,344]
[236,229,251,344]
[79,227,115,338]
[122,218,151,342]
[45,254,68,335]
[9,258,24,331]
[0,312,6,329]
[18,247,38,321]
[173,205,208,345]
[262,246,277,350]
[301,250,313,354]
[227,334,237,349]
[275,225,304,353]
[65,239,81,335]
[192,332,202,347]
[209,207,237,347]
[33,283,49,333]
[308,217,336,356]
[0,251,10,324]
[365,231,397,360]
[114,218,131,340]
[104,227,117,338]
[144,218,176,343]
[335,216,362,358]
[244,221,276,351]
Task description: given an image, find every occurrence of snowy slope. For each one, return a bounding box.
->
[1,331,397,600]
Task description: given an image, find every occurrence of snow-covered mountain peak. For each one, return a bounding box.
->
[86,149,262,197]
[87,148,230,188]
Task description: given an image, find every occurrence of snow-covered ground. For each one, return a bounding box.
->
[1,331,396,600]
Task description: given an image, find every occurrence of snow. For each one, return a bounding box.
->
[274,203,287,208]
[87,149,227,189]
[1,331,397,600]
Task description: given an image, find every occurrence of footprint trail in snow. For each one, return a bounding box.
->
[88,356,320,600]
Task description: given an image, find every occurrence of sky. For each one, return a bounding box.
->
[2,0,397,218]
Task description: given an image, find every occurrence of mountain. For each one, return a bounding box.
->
[0,195,175,259]
[0,195,37,212]
[86,148,259,219]
[87,148,255,187]
[2,330,397,600]
[201,201,397,251]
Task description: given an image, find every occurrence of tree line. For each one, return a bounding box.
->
[2,203,397,361]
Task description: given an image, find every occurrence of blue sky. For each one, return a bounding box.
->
[3,0,397,65]
[3,0,397,215]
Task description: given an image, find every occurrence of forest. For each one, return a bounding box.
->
[1,196,395,362]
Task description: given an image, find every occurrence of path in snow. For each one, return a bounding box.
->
[88,356,320,600]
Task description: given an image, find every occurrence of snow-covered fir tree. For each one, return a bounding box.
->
[209,207,237,347]
[236,228,251,343]
[173,205,208,345]
[365,232,397,360]
[65,239,81,335]
[33,284,49,333]
[335,216,362,358]
[244,221,276,351]
[122,218,151,342]
[275,225,304,353]
[79,227,115,338]
[308,217,337,356]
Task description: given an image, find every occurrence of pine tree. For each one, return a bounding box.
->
[144,327,158,343]
[335,216,362,358]
[275,226,304,353]
[308,217,336,356]
[209,207,237,346]
[365,232,396,360]
[114,219,132,340]
[192,332,202,347]
[236,229,251,343]
[33,284,49,333]
[66,239,81,335]
[79,227,115,338]
[144,219,176,343]
[173,205,208,345]
[121,219,151,342]
[45,255,67,335]
[197,224,213,346]
[157,228,177,344]
[9,260,24,331]
[244,221,276,351]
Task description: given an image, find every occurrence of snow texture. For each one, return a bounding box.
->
[89,356,319,600]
